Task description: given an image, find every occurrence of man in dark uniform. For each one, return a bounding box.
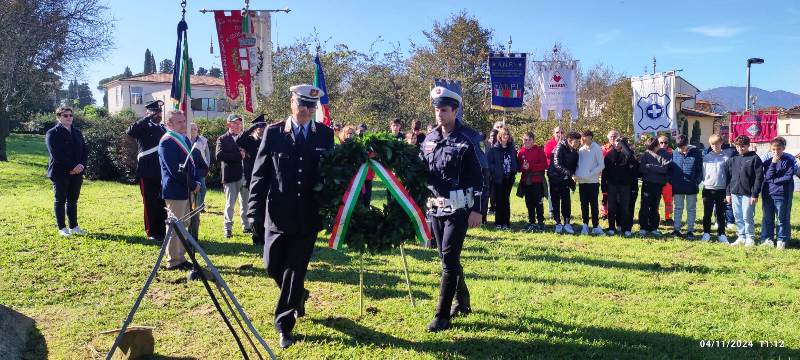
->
[421,86,486,332]
[247,84,334,348]
[127,100,167,242]
[238,114,267,245]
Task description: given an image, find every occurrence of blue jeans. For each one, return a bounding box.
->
[673,193,697,233]
[761,193,791,241]
[196,177,207,207]
[731,195,755,239]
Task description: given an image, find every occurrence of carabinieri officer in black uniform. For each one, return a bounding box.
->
[126,100,167,242]
[421,86,487,332]
[247,84,334,349]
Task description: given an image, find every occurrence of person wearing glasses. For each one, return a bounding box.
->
[45,106,87,237]
[247,84,334,348]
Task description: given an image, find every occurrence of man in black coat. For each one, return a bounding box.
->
[216,114,249,238]
[238,114,267,245]
[126,100,167,242]
[247,84,334,348]
[45,106,88,236]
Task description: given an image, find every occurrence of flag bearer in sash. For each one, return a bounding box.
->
[158,110,204,270]
[248,84,334,349]
[127,100,168,242]
[422,86,486,332]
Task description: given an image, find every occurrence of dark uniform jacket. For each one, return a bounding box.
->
[127,116,166,178]
[216,132,244,184]
[45,123,87,179]
[421,123,487,217]
[236,123,267,187]
[158,131,205,200]
[248,118,334,234]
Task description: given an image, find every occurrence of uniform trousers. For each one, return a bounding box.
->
[430,210,469,320]
[263,230,316,334]
[139,176,166,238]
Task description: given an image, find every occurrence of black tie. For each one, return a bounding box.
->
[296,126,305,147]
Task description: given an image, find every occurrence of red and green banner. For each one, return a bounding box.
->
[329,159,431,250]
[214,10,255,112]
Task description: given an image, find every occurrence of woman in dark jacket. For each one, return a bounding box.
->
[637,137,672,236]
[45,106,87,237]
[487,128,518,229]
[603,137,638,236]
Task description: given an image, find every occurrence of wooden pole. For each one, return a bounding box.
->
[399,245,415,307]
[359,252,364,318]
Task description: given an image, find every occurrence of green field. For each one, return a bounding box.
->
[1,133,799,359]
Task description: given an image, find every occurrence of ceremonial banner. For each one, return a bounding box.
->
[537,62,578,120]
[313,54,332,127]
[170,19,193,125]
[214,11,254,112]
[434,79,463,120]
[631,72,678,137]
[729,111,777,143]
[489,52,526,111]
[250,11,274,97]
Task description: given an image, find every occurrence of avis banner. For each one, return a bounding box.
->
[489,53,526,111]
[729,111,777,143]
[631,72,678,137]
[537,61,578,120]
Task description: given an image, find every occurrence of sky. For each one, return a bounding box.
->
[83,0,800,103]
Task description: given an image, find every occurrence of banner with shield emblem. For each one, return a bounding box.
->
[631,72,678,137]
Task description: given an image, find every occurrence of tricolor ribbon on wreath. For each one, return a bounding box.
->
[329,158,432,250]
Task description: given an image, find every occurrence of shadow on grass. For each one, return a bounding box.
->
[142,355,199,360]
[22,321,48,360]
[90,232,264,257]
[306,314,798,359]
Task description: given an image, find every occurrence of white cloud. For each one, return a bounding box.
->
[594,29,621,45]
[663,44,732,55]
[689,26,746,38]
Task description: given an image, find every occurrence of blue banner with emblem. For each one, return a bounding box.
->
[434,79,463,120]
[489,53,526,111]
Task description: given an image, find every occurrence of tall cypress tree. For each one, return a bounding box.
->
[690,120,702,146]
[144,49,153,74]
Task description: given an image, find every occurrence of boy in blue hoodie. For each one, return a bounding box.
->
[669,135,703,239]
[760,136,796,250]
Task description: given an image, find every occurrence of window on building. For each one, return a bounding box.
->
[130,87,143,105]
[190,98,224,112]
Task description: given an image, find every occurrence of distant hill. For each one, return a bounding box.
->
[697,87,800,112]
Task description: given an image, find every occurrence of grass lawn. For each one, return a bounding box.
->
[1,133,800,359]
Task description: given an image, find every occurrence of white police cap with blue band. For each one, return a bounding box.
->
[290,84,324,101]
[430,86,462,107]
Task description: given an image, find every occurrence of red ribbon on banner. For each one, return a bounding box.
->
[214,10,254,112]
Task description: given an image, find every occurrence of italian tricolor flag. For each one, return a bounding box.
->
[313,54,332,127]
[493,88,522,98]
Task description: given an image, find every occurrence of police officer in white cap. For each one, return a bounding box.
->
[247,84,334,348]
[421,86,487,332]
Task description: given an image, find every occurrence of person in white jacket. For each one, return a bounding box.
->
[575,130,605,235]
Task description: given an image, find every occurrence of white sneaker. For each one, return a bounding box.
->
[58,228,71,237]
[651,230,662,237]
[730,238,746,246]
[776,241,786,250]
[624,231,632,237]
[607,230,616,236]
[745,238,755,247]
[564,224,575,234]
[718,235,729,245]
[760,240,775,248]
[700,233,711,242]
[639,230,647,236]
[555,224,563,234]
[70,226,87,235]
[592,227,604,235]
[580,224,589,235]
[727,223,735,230]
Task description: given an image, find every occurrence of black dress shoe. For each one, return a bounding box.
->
[449,304,471,318]
[166,261,192,271]
[426,317,451,332]
[295,289,310,318]
[148,236,164,243]
[279,332,293,349]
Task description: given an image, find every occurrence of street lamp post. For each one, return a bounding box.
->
[745,58,764,111]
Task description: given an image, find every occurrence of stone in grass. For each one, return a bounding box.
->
[99,326,154,360]
[0,305,36,359]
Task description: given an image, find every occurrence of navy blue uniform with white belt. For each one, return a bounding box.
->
[421,122,487,324]
[127,115,167,239]
[248,118,334,334]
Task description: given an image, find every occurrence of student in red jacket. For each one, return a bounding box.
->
[518,132,548,231]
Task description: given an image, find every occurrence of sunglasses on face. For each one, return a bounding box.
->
[659,141,668,144]
[296,99,317,109]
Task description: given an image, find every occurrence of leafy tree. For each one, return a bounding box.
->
[196,67,208,76]
[159,59,174,73]
[0,0,113,161]
[208,67,222,78]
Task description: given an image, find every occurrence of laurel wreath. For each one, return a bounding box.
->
[316,132,431,253]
